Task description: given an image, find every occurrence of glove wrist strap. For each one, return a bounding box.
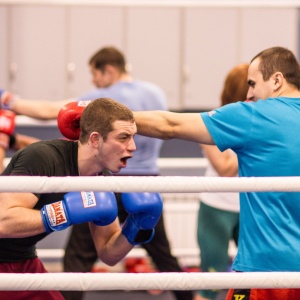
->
[122,215,154,245]
[40,209,53,234]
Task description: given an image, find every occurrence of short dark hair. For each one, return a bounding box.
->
[251,46,300,90]
[89,46,126,73]
[79,98,134,143]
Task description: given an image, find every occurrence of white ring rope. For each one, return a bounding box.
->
[5,0,300,8]
[1,272,300,291]
[1,176,300,193]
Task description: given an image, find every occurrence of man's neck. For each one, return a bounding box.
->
[77,143,103,176]
[275,85,300,98]
[116,72,133,83]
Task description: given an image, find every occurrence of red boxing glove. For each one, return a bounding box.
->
[57,101,91,140]
[0,110,16,149]
[0,110,15,135]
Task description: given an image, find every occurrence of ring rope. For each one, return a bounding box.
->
[1,272,300,291]
[1,176,300,193]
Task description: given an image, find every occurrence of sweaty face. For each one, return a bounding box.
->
[246,58,275,101]
[97,120,137,173]
[90,65,112,88]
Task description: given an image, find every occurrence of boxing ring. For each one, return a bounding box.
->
[2,175,300,291]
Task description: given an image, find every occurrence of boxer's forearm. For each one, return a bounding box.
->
[133,110,175,140]
[134,110,214,144]
[90,222,133,266]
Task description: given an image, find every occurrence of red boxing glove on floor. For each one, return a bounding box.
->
[57,100,91,140]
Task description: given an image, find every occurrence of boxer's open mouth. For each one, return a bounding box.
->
[121,156,132,164]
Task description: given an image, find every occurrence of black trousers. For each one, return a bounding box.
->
[62,194,193,300]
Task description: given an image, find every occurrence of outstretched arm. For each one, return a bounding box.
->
[1,91,71,120]
[133,110,215,144]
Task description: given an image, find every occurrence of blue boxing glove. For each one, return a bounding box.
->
[41,191,118,233]
[121,192,163,245]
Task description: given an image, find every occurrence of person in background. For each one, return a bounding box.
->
[132,46,300,300]
[0,98,163,300]
[195,63,249,300]
[1,46,193,300]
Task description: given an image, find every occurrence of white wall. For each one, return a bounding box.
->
[0,2,299,110]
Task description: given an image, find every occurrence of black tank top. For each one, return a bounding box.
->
[0,139,79,262]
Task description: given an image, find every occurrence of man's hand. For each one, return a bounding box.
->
[41,191,118,233]
[121,192,163,245]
